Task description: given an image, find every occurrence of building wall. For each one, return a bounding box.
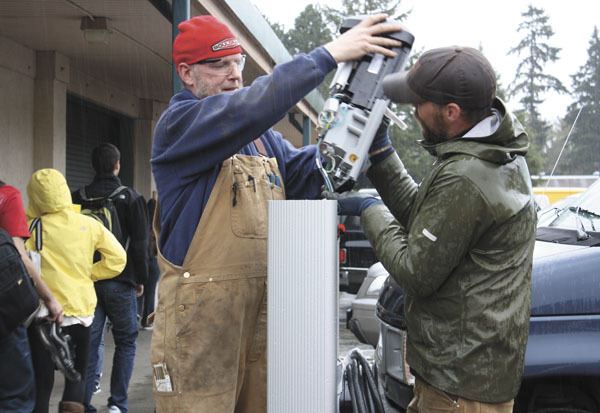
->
[0,35,36,194]
[68,64,160,198]
[0,34,161,200]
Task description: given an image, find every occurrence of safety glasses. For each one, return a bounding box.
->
[195,54,246,75]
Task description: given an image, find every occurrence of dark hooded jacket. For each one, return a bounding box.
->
[362,99,536,402]
[72,174,148,287]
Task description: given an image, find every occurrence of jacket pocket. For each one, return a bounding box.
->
[174,278,246,396]
[150,307,178,397]
[230,177,270,239]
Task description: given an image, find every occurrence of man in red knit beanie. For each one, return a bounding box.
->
[151,13,403,413]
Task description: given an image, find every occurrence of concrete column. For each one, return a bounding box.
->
[134,99,164,199]
[302,114,312,146]
[0,35,36,192]
[33,51,69,174]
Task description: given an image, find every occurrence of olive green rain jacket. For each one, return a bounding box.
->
[362,99,536,402]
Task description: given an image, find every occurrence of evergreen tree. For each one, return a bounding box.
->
[268,19,288,43]
[322,0,406,32]
[280,5,333,56]
[478,44,509,102]
[513,110,547,175]
[557,27,600,174]
[508,5,568,172]
[264,5,334,97]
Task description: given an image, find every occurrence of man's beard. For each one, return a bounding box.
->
[194,78,218,98]
[415,108,448,145]
[189,69,241,98]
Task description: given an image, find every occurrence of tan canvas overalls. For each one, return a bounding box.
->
[151,152,285,413]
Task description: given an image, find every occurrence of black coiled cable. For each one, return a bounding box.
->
[343,350,385,413]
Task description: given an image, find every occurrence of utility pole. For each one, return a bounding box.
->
[172,0,190,93]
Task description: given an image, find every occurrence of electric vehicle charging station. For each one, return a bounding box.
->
[267,200,339,412]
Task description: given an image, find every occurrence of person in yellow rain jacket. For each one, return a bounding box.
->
[25,168,126,413]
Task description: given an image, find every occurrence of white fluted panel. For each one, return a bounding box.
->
[268,200,338,413]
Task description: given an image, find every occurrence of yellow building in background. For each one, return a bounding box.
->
[533,187,586,205]
[532,175,598,208]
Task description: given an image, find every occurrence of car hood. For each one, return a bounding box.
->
[376,238,600,326]
[531,239,600,316]
[532,239,590,260]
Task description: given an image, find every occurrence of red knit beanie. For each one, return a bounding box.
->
[173,15,242,66]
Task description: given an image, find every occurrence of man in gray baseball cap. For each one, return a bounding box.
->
[383,46,496,109]
[382,46,498,146]
[332,46,536,411]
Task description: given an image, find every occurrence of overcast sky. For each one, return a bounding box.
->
[250,0,599,123]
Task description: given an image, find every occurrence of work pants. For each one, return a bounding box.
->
[407,379,514,413]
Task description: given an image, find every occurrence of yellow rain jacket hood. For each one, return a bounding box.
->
[26,169,126,317]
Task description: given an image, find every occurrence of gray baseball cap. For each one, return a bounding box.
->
[382,46,496,109]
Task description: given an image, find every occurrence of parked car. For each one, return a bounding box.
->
[345,262,388,345]
[348,179,600,412]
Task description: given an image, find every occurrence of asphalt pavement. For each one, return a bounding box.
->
[49,292,371,412]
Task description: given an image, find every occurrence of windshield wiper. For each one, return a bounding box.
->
[568,206,600,218]
[565,206,597,238]
[567,206,599,232]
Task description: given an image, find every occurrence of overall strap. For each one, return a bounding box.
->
[108,185,128,199]
[254,138,268,157]
[79,187,90,202]
[79,185,127,201]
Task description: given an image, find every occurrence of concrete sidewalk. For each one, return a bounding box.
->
[49,328,154,412]
[49,292,369,412]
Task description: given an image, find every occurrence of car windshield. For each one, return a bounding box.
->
[537,179,600,232]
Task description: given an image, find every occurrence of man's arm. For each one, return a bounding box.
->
[152,15,403,184]
[367,152,419,228]
[362,173,490,298]
[13,236,63,323]
[152,49,336,182]
[260,15,407,200]
[92,223,127,281]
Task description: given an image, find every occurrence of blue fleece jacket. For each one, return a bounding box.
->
[151,47,336,265]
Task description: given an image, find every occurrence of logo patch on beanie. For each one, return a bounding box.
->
[212,38,240,52]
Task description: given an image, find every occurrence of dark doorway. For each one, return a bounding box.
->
[66,94,134,191]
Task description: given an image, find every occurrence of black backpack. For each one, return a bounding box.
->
[78,186,130,250]
[0,228,40,338]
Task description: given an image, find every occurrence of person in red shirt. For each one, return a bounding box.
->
[0,181,30,236]
[0,180,62,320]
[0,179,62,412]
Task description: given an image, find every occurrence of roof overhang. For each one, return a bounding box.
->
[0,0,324,144]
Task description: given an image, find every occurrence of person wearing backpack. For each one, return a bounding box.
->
[71,143,149,413]
[25,169,126,413]
[0,179,63,413]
